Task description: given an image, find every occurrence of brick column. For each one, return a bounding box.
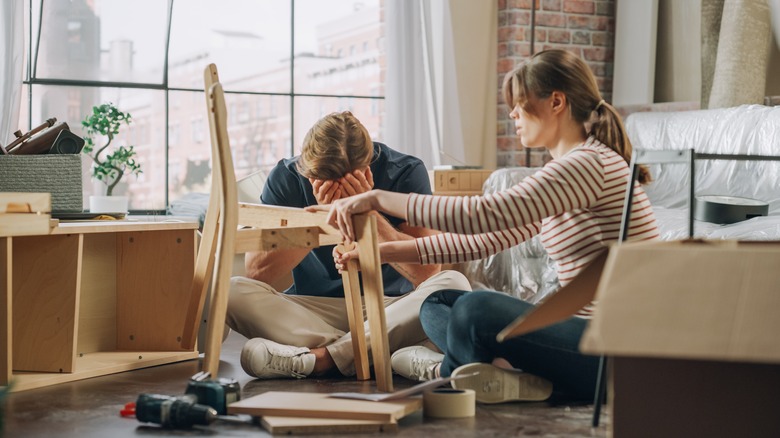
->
[497,0,616,168]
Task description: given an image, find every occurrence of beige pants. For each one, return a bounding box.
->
[225,270,471,376]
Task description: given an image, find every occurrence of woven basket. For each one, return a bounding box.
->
[0,155,84,212]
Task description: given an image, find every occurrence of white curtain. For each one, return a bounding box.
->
[385,0,497,170]
[385,1,437,167]
[1,0,24,148]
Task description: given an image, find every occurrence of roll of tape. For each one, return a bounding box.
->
[423,388,475,419]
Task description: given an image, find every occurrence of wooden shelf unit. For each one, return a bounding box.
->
[1,220,199,392]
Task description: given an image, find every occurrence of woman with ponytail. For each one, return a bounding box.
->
[309,49,659,402]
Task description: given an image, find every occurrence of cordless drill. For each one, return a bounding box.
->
[132,372,241,428]
[185,371,241,415]
[135,393,217,429]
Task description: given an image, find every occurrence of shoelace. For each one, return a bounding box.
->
[411,354,436,380]
[267,352,305,378]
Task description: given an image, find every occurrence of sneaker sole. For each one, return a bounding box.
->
[451,363,553,404]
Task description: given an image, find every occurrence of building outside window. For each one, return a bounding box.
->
[20,0,385,211]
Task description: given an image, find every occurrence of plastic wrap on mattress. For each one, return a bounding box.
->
[460,167,560,304]
[654,206,780,241]
[625,104,780,214]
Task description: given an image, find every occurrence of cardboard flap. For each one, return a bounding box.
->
[497,250,607,342]
[581,240,780,364]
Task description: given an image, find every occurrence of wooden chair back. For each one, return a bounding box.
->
[185,64,391,387]
[181,64,222,351]
[180,63,238,375]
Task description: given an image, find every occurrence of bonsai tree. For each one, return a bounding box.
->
[81,103,142,196]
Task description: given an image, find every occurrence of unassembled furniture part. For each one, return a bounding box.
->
[1,218,198,392]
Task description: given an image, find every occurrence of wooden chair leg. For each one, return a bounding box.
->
[354,214,392,392]
[338,242,370,381]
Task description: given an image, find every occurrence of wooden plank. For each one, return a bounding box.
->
[0,213,52,237]
[228,391,421,422]
[9,350,198,392]
[234,226,320,253]
[76,233,117,354]
[1,237,11,385]
[339,242,370,381]
[50,220,197,235]
[0,193,50,213]
[261,416,398,434]
[12,234,81,372]
[116,229,196,351]
[238,203,341,244]
[354,214,392,392]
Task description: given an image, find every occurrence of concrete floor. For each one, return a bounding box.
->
[2,331,608,437]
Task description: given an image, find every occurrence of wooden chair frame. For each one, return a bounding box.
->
[183,64,392,392]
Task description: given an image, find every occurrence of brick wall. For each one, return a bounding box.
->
[496,0,616,168]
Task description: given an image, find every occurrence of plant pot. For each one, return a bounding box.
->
[89,195,129,213]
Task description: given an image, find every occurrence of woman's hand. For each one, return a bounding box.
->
[306,190,378,243]
[333,243,360,274]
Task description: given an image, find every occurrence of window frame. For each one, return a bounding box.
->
[22,0,385,213]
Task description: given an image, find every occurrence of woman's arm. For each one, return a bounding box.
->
[414,223,541,264]
[335,222,541,270]
[407,149,605,235]
[307,189,411,242]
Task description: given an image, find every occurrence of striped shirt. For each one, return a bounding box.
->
[407,137,659,315]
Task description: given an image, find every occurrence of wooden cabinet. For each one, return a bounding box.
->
[1,220,198,392]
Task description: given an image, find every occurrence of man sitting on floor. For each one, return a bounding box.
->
[226,111,471,379]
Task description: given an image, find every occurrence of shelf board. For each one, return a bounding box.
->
[9,350,198,392]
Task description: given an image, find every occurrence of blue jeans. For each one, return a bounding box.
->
[420,289,600,400]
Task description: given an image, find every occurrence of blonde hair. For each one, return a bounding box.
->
[502,49,651,184]
[296,111,373,180]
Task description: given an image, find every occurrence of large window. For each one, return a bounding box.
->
[21,0,385,211]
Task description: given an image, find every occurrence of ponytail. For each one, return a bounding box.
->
[590,101,652,185]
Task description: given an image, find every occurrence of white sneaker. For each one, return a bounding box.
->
[240,338,316,379]
[451,363,553,404]
[391,346,443,382]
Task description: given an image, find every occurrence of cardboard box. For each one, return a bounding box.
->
[501,240,780,438]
